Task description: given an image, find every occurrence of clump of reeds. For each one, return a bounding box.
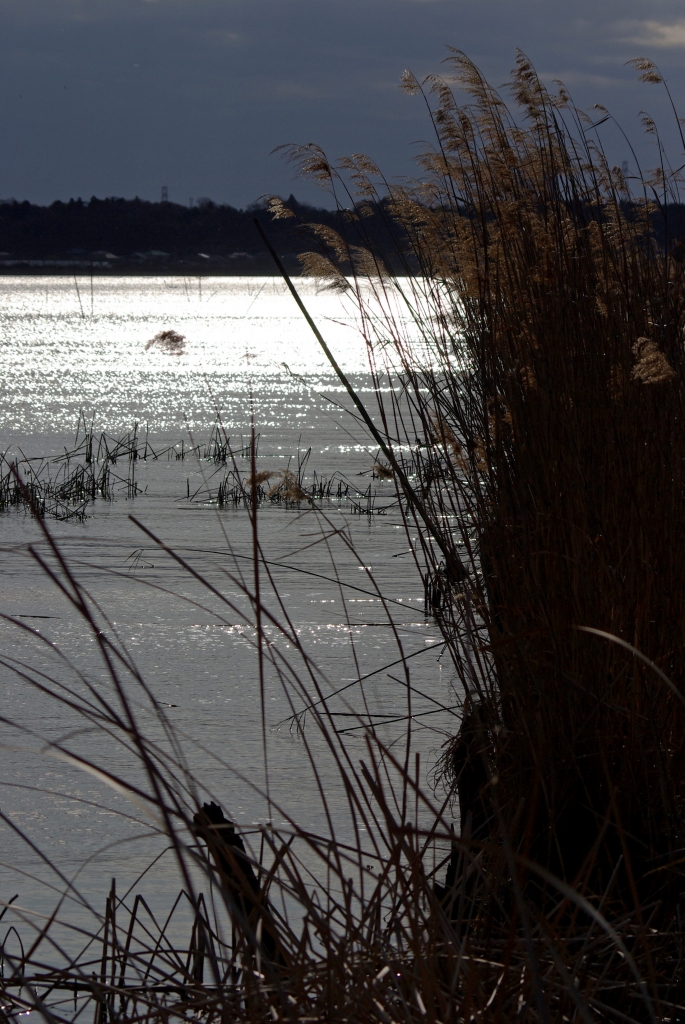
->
[0,450,114,520]
[267,49,685,1011]
[145,329,187,356]
[0,419,263,520]
[0,420,161,519]
[201,422,257,463]
[214,468,357,508]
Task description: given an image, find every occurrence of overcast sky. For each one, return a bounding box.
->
[1,0,685,208]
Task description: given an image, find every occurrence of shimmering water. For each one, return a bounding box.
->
[0,277,457,941]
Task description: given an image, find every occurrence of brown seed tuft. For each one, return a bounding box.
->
[263,195,295,220]
[631,337,675,384]
[519,366,538,390]
[430,414,471,472]
[266,470,309,502]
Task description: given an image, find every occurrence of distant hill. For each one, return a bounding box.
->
[0,195,401,276]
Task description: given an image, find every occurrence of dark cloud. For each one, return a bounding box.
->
[0,0,684,206]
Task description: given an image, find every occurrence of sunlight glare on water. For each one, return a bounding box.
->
[0,276,456,939]
[0,276,375,436]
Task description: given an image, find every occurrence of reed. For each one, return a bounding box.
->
[4,485,676,1023]
[0,418,262,520]
[263,50,685,1012]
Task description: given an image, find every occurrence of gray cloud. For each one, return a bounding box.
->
[618,18,685,48]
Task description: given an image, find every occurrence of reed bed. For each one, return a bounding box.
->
[0,449,115,520]
[261,50,685,1014]
[196,440,364,509]
[214,466,353,508]
[0,418,259,520]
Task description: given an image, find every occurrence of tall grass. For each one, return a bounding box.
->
[267,50,685,1012]
[3,474,675,1022]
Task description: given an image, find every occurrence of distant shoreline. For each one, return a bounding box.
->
[0,195,410,278]
[0,254,301,276]
[0,196,336,279]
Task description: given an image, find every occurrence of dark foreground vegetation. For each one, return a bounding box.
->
[3,51,685,1023]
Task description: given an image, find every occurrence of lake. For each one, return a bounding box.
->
[0,275,458,949]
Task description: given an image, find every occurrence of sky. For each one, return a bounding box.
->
[1,0,685,209]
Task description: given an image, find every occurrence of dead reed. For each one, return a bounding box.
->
[262,50,685,1014]
[145,330,187,356]
[3,487,673,1023]
[0,417,260,520]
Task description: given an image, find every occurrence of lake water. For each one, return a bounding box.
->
[0,276,458,953]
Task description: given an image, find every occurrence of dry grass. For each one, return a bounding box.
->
[263,50,685,1015]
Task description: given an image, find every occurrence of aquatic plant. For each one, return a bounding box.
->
[0,418,265,520]
[263,50,685,1013]
[145,329,187,355]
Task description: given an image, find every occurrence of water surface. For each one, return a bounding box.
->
[0,276,458,944]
